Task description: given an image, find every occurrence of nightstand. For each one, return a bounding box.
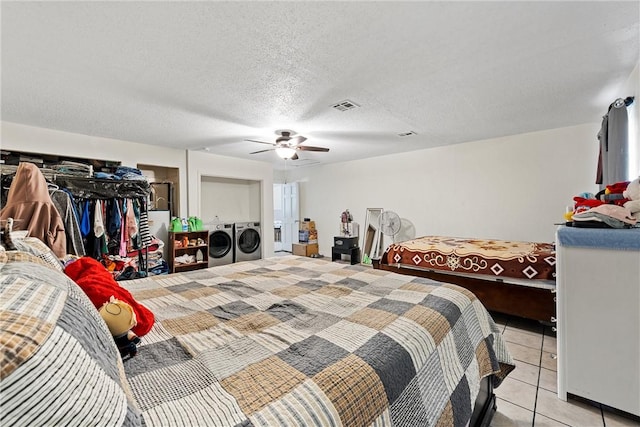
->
[332,236,360,265]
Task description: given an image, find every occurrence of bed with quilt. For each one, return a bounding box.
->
[1,248,515,427]
[373,236,556,323]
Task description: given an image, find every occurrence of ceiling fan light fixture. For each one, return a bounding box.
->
[275,146,296,159]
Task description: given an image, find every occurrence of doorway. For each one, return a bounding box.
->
[137,164,179,219]
[273,182,299,253]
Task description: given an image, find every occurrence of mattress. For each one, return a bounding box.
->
[120,255,515,427]
[383,236,556,282]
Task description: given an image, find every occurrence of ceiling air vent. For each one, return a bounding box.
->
[331,99,360,111]
[398,131,417,137]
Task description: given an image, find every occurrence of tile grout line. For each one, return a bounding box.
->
[500,315,539,425]
[534,325,584,427]
[500,318,617,427]
[530,324,546,427]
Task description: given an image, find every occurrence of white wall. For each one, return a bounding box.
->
[200,176,260,224]
[186,150,274,257]
[248,181,261,221]
[286,123,601,256]
[623,62,639,113]
[1,121,189,216]
[622,61,639,179]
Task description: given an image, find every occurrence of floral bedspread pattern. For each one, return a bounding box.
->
[384,236,556,280]
[121,255,514,427]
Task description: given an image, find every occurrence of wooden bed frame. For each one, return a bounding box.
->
[372,257,556,323]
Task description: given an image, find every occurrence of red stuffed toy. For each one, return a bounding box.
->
[65,256,155,336]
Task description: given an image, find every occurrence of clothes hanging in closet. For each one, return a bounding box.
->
[2,162,164,278]
[77,197,147,261]
[49,187,85,256]
[597,96,634,186]
[0,162,67,257]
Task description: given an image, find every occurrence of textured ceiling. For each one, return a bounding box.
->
[2,2,638,170]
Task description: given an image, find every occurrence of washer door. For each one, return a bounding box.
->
[238,228,260,254]
[209,230,232,259]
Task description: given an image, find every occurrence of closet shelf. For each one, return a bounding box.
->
[173,261,209,273]
[175,261,209,267]
[174,244,208,250]
[54,176,150,199]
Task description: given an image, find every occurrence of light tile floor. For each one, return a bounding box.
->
[489,313,640,427]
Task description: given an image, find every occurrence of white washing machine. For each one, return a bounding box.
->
[234,221,262,262]
[208,223,235,267]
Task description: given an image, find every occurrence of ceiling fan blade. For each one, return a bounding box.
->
[249,148,274,154]
[291,153,299,160]
[245,139,276,146]
[290,135,307,145]
[297,145,329,152]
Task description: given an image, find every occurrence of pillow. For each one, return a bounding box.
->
[0,250,56,270]
[7,236,64,272]
[0,253,142,426]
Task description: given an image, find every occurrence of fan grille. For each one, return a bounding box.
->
[379,211,401,236]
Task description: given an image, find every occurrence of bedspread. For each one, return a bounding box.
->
[384,236,556,281]
[121,255,514,427]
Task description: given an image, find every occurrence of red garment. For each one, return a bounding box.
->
[65,256,155,336]
[573,197,604,214]
[573,197,604,208]
[0,162,67,257]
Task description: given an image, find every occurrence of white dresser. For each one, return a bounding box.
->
[556,226,640,416]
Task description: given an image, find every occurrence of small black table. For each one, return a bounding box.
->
[331,245,360,265]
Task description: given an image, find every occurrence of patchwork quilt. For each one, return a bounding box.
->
[383,236,556,281]
[122,255,514,427]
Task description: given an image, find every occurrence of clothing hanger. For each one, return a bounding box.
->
[613,98,625,108]
[612,96,634,108]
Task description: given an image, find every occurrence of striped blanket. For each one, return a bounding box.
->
[122,255,514,426]
[1,251,140,426]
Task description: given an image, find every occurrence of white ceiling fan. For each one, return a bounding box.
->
[246,129,329,160]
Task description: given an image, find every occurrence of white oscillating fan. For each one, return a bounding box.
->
[378,210,401,242]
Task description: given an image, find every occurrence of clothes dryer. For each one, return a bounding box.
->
[234,221,262,262]
[208,222,235,267]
